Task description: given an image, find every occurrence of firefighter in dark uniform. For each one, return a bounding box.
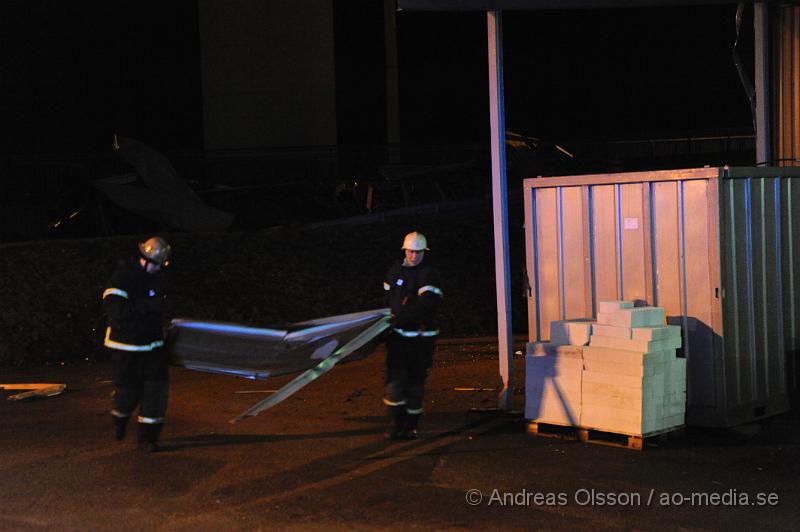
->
[383,231,443,440]
[102,236,172,452]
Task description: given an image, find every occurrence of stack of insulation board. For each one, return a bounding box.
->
[524,301,687,436]
[581,301,686,435]
[524,319,594,426]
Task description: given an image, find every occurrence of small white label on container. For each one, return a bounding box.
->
[623,217,639,230]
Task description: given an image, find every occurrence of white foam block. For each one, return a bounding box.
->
[525,341,535,355]
[527,360,585,374]
[664,397,686,416]
[597,300,634,313]
[526,342,584,359]
[667,358,687,392]
[582,346,670,366]
[526,402,582,426]
[583,377,663,398]
[661,413,685,429]
[527,379,583,398]
[526,354,583,393]
[591,324,633,339]
[582,359,664,377]
[581,368,663,435]
[631,325,682,341]
[589,335,681,352]
[664,390,686,402]
[664,364,686,394]
[582,347,672,377]
[525,385,582,425]
[527,354,582,382]
[582,387,660,409]
[526,346,583,425]
[582,370,663,390]
[586,401,664,434]
[526,348,584,374]
[596,307,665,328]
[665,382,686,395]
[673,357,687,375]
[550,319,595,346]
[527,375,582,395]
[526,350,585,366]
[527,385,582,400]
[580,407,647,435]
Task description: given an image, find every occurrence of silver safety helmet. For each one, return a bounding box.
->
[138,236,171,266]
[401,231,429,251]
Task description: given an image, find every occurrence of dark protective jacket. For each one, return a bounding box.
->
[102,259,171,351]
[383,259,443,336]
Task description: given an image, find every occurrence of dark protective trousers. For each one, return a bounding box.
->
[110,347,169,443]
[384,334,435,415]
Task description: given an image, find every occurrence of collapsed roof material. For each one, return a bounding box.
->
[93,136,234,232]
[169,308,392,422]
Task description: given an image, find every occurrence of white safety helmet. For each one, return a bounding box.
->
[401,231,429,251]
[138,236,171,266]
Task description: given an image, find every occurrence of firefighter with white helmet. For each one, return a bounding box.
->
[382,231,443,439]
[102,236,172,452]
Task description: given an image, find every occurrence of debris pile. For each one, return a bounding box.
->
[1,383,66,401]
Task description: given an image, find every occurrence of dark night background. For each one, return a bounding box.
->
[1,1,754,155]
[0,1,760,364]
[0,1,204,154]
[398,5,754,143]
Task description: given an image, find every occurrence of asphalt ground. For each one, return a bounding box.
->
[1,340,798,531]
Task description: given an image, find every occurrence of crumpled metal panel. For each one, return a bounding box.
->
[168,308,391,421]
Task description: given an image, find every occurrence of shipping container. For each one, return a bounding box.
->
[523,167,800,427]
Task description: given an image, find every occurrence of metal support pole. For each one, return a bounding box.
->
[385,0,401,148]
[755,2,771,165]
[487,10,513,411]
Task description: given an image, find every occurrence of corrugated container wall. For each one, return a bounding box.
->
[523,167,800,427]
[776,5,800,168]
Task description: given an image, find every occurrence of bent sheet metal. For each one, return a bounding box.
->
[169,308,391,422]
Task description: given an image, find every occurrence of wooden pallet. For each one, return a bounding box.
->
[526,420,685,450]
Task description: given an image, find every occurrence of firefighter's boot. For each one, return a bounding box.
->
[387,405,407,440]
[137,421,163,453]
[112,412,129,441]
[405,413,421,440]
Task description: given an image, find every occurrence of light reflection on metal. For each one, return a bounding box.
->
[487,10,514,412]
[554,145,574,158]
[169,308,391,421]
[49,208,83,230]
[173,320,285,339]
[733,3,757,132]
